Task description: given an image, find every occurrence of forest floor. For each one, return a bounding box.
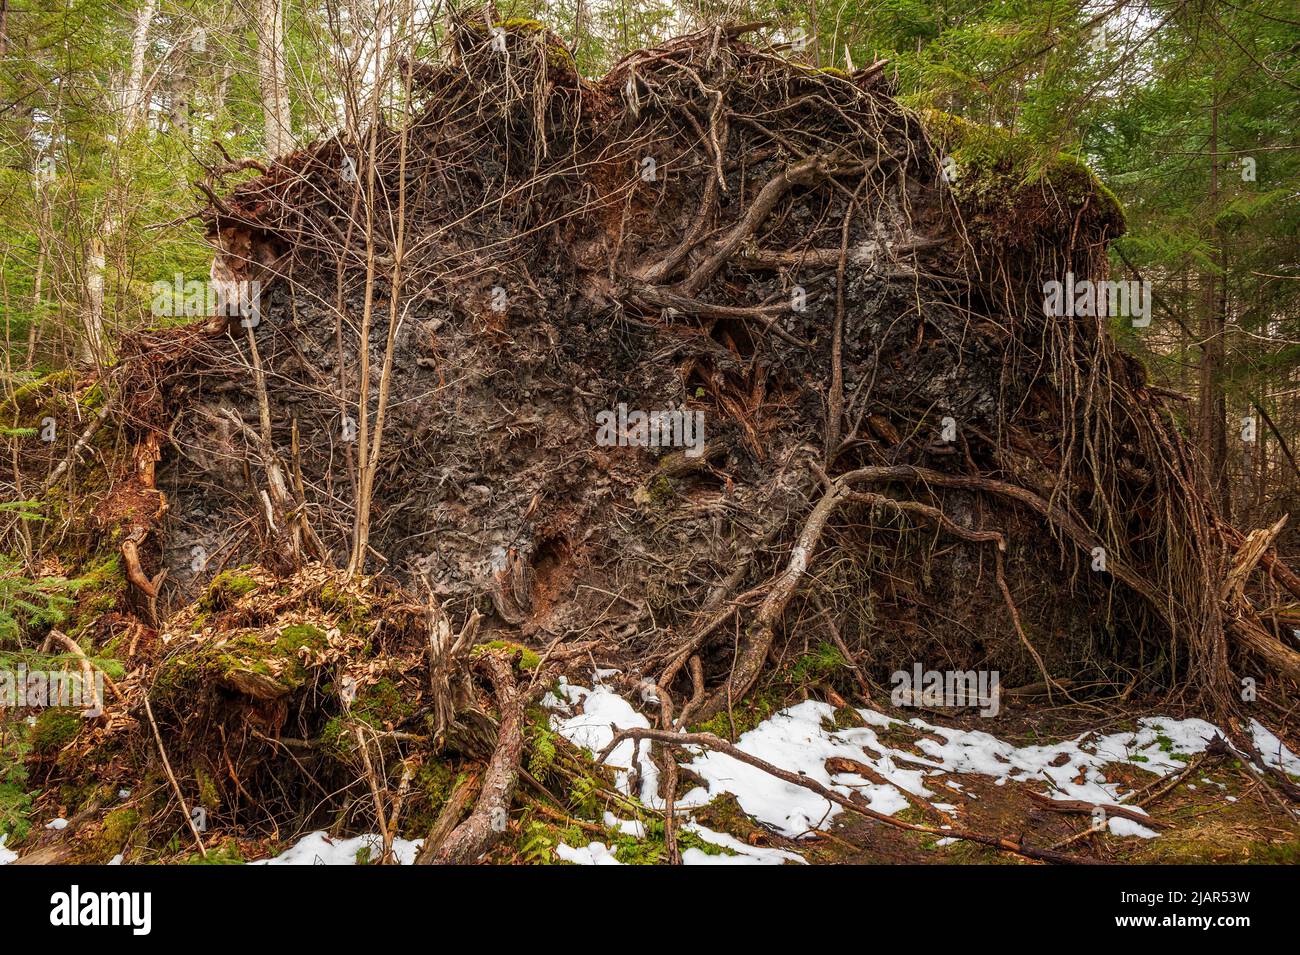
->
[813,707,1300,865]
[520,683,1300,867]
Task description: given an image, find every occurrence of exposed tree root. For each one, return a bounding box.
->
[426,652,524,865]
[7,21,1299,866]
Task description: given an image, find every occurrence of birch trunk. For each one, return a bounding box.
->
[257,0,294,157]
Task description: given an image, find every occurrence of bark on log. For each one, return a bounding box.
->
[427,652,523,864]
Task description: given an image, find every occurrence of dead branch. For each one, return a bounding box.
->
[427,651,524,864]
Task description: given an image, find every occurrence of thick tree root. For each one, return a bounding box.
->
[424,652,524,865]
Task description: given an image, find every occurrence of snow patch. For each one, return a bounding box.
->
[557,841,622,865]
[254,831,423,865]
[546,682,1299,858]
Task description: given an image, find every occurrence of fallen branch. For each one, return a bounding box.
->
[415,771,481,864]
[142,690,207,858]
[427,651,524,864]
[1025,789,1168,829]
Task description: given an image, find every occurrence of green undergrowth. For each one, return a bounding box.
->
[321,676,416,757]
[463,17,576,71]
[475,639,541,670]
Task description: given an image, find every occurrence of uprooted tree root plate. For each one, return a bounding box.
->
[5,21,1299,865]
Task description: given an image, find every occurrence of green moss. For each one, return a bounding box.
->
[692,793,747,832]
[501,17,545,33]
[517,818,586,864]
[30,708,82,754]
[3,369,76,412]
[156,620,329,704]
[1135,825,1300,864]
[404,762,457,835]
[152,653,199,698]
[516,810,739,867]
[602,816,735,865]
[545,43,576,70]
[194,767,220,812]
[353,677,412,724]
[179,841,245,864]
[198,570,259,613]
[689,691,783,741]
[320,716,352,757]
[873,720,924,750]
[824,705,866,731]
[476,640,540,670]
[790,642,845,683]
[276,624,327,653]
[793,63,849,79]
[462,17,574,72]
[527,718,558,780]
[917,108,1125,228]
[78,383,106,411]
[321,677,414,757]
[98,806,140,854]
[567,774,603,819]
[645,474,675,505]
[316,585,370,634]
[67,554,127,638]
[0,724,34,840]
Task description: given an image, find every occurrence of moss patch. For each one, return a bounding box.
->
[30,708,82,755]
[198,570,259,614]
[157,621,329,703]
[476,640,541,670]
[918,107,1125,236]
[689,691,783,741]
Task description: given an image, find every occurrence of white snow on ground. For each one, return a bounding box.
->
[0,834,16,865]
[682,701,915,836]
[556,823,804,866]
[543,683,1300,862]
[680,822,805,865]
[604,812,646,837]
[252,831,423,865]
[556,841,623,865]
[247,681,1298,866]
[546,677,661,805]
[1250,720,1300,777]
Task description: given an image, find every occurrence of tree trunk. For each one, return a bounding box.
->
[24,239,45,368]
[123,0,158,126]
[80,238,107,366]
[81,0,155,368]
[1197,86,1229,520]
[257,0,294,157]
